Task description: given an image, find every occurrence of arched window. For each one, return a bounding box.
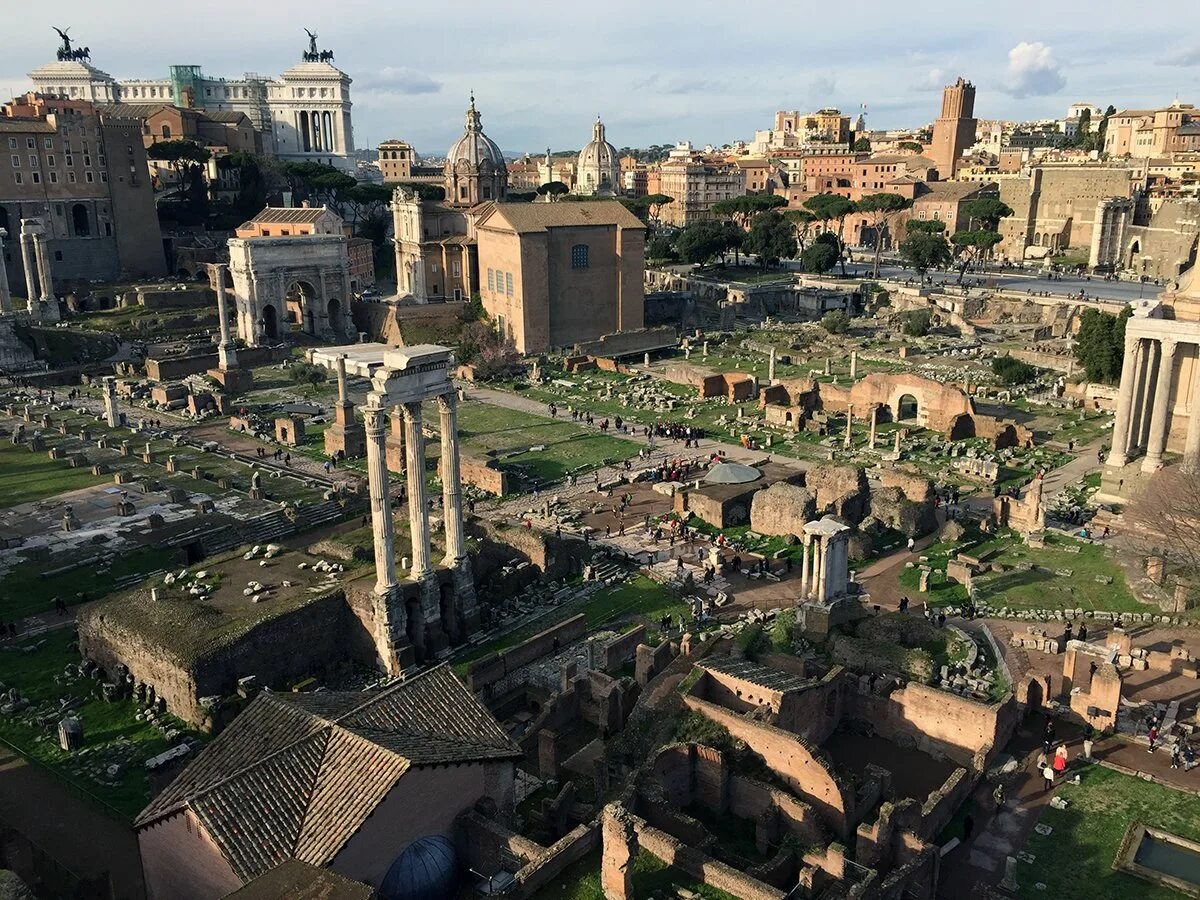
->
[161,124,171,138]
[571,244,589,269]
[72,204,90,237]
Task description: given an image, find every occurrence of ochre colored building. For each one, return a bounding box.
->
[474,201,645,353]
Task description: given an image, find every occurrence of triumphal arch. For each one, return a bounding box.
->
[227,234,355,346]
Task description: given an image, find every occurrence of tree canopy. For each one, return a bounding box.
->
[800,241,838,274]
[1074,306,1132,384]
[537,181,570,200]
[745,210,797,267]
[852,136,872,152]
[675,220,737,266]
[856,193,910,277]
[961,198,1013,231]
[821,310,851,334]
[899,232,952,276]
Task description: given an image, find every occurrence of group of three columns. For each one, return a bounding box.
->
[362,389,476,662]
[1108,333,1200,474]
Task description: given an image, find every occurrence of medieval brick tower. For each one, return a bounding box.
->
[930,77,977,177]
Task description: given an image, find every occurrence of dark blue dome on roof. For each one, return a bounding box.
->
[380,835,460,900]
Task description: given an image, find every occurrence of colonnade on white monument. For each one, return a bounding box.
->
[1107,325,1200,475]
[799,517,852,604]
[335,344,477,673]
[16,219,60,323]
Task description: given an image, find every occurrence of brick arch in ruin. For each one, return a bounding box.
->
[848,373,974,431]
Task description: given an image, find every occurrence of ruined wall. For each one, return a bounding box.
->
[750,481,815,538]
[78,589,368,729]
[603,626,647,672]
[805,465,869,524]
[439,454,508,496]
[466,615,588,693]
[847,373,973,431]
[848,682,1018,769]
[683,694,850,837]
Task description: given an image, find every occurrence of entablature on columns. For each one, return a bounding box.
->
[1125,316,1200,345]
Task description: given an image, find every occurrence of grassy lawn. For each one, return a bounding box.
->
[0,546,178,621]
[1020,765,1200,900]
[453,400,639,485]
[527,849,736,900]
[453,575,686,674]
[0,629,203,822]
[0,442,109,508]
[900,528,1140,613]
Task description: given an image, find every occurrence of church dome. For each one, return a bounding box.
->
[447,96,505,170]
[380,835,460,900]
[576,118,621,195]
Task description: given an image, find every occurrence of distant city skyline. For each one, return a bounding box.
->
[4,0,1196,157]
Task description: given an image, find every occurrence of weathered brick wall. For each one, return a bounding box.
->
[603,626,647,672]
[635,641,675,685]
[877,468,934,503]
[848,682,1018,769]
[632,816,787,900]
[683,694,850,838]
[917,766,971,842]
[439,454,508,496]
[467,615,588,693]
[513,823,600,897]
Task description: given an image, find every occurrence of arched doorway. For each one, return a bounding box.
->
[285,280,316,332]
[1129,239,1141,268]
[71,204,90,237]
[262,304,279,340]
[897,394,918,422]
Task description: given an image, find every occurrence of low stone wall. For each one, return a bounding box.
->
[466,615,588,693]
[513,823,600,897]
[145,346,277,381]
[916,766,971,843]
[602,626,647,672]
[439,454,508,496]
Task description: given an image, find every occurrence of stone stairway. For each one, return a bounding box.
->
[295,499,347,531]
[238,509,296,546]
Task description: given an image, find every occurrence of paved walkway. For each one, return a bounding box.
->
[1039,436,1107,502]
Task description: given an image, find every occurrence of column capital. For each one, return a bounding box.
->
[436,391,457,412]
[402,401,423,422]
[1160,337,1178,357]
[362,405,388,431]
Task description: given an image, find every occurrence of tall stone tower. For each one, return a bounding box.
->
[930,77,977,178]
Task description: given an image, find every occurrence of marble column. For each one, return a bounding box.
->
[33,233,54,302]
[1132,339,1160,452]
[403,402,433,581]
[844,405,853,448]
[800,536,811,600]
[19,233,38,314]
[768,347,776,384]
[850,351,858,379]
[1143,338,1178,472]
[437,393,466,568]
[869,406,878,449]
[335,354,349,405]
[102,377,120,428]
[1182,347,1200,475]
[1106,334,1141,467]
[0,229,11,315]
[212,264,237,370]
[817,537,829,603]
[363,406,397,595]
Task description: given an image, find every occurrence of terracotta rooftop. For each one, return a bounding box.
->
[244,207,333,225]
[478,200,645,233]
[225,859,375,900]
[136,665,520,882]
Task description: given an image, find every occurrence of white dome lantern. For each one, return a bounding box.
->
[575,117,621,196]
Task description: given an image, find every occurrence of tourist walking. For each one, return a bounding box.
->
[1082,724,1094,760]
[1149,724,1160,753]
[1042,762,1055,792]
[1053,744,1068,775]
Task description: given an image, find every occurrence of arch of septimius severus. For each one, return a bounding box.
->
[1104,264,1200,497]
[312,343,479,675]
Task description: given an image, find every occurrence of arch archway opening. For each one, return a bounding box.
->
[262,304,279,340]
[897,393,919,422]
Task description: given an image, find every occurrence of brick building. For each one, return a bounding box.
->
[0,93,165,293]
[1103,102,1200,159]
[474,201,645,353]
[655,143,743,227]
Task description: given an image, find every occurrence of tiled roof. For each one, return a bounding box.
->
[0,119,56,134]
[136,665,519,881]
[914,180,995,201]
[224,859,374,900]
[479,200,645,233]
[246,207,332,225]
[97,103,180,119]
[699,656,814,693]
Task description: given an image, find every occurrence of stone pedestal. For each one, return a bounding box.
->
[325,403,366,459]
[207,367,255,395]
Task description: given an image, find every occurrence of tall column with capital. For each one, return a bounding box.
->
[437,391,476,636]
[33,233,54,303]
[1143,338,1178,472]
[212,264,238,370]
[1182,347,1200,475]
[0,229,12,315]
[817,537,829,603]
[1132,339,1160,452]
[438,393,466,568]
[1107,334,1141,467]
[403,402,433,581]
[363,405,397,595]
[800,536,811,600]
[19,233,39,316]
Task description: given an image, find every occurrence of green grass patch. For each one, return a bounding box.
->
[1020,765,1200,900]
[0,442,110,508]
[527,849,737,900]
[0,546,178,621]
[0,629,203,822]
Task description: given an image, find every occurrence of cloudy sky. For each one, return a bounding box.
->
[4,0,1196,156]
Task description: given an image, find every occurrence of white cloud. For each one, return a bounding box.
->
[1157,46,1200,66]
[356,66,441,95]
[1004,41,1066,97]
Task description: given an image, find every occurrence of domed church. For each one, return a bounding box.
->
[444,94,508,206]
[575,117,621,196]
